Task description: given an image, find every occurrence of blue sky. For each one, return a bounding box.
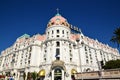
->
[0,0,120,52]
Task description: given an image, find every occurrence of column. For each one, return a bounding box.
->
[62,70,64,80]
[52,70,54,80]
[25,69,28,80]
[17,72,20,80]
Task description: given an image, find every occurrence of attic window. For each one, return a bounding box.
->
[51,22,54,25]
[25,38,28,39]
[62,22,65,26]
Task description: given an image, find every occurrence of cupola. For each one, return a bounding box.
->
[47,13,70,28]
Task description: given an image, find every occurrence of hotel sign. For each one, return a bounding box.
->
[70,25,81,34]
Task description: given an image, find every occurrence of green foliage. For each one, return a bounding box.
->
[103,59,120,69]
[31,71,37,80]
[23,72,26,80]
[27,72,31,80]
[110,27,120,47]
[27,72,38,80]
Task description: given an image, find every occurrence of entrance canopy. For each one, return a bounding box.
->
[51,60,66,71]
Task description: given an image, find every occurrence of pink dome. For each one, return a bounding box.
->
[50,14,66,22]
[47,13,69,27]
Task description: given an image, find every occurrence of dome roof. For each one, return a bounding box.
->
[47,13,70,27]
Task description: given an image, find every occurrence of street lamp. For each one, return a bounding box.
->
[73,39,84,80]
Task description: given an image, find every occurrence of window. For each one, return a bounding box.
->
[13,54,16,57]
[28,60,30,64]
[52,30,54,34]
[45,43,47,46]
[44,54,46,57]
[29,47,32,52]
[51,22,54,25]
[85,46,87,51]
[44,58,46,61]
[70,58,72,61]
[57,30,59,33]
[57,35,59,37]
[45,50,47,53]
[67,31,68,34]
[86,55,88,58]
[86,59,89,63]
[100,51,102,55]
[89,48,91,53]
[81,36,83,39]
[90,54,92,57]
[90,61,93,63]
[56,48,60,60]
[62,30,64,34]
[29,53,31,59]
[56,42,60,47]
[70,53,72,57]
[56,48,60,55]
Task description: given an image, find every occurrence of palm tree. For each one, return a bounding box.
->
[110,27,120,47]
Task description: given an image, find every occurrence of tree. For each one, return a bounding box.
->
[27,72,31,80]
[23,72,26,80]
[110,27,120,47]
[31,72,37,80]
[103,59,120,69]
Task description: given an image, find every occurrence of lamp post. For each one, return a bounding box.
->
[74,39,84,80]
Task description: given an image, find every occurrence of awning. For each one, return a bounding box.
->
[71,69,77,75]
[39,69,46,76]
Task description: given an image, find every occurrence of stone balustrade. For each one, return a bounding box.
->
[75,69,120,80]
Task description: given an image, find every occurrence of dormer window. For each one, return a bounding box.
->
[51,22,54,25]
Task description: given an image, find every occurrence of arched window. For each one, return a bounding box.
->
[86,68,91,72]
[57,29,59,33]
[54,68,62,80]
[55,48,60,60]
[52,30,54,34]
[62,30,64,34]
[56,42,60,47]
[51,22,54,25]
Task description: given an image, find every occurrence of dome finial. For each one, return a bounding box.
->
[56,8,59,14]
[56,8,61,16]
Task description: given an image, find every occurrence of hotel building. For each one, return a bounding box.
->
[0,13,120,80]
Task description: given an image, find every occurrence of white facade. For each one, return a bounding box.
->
[0,13,120,80]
